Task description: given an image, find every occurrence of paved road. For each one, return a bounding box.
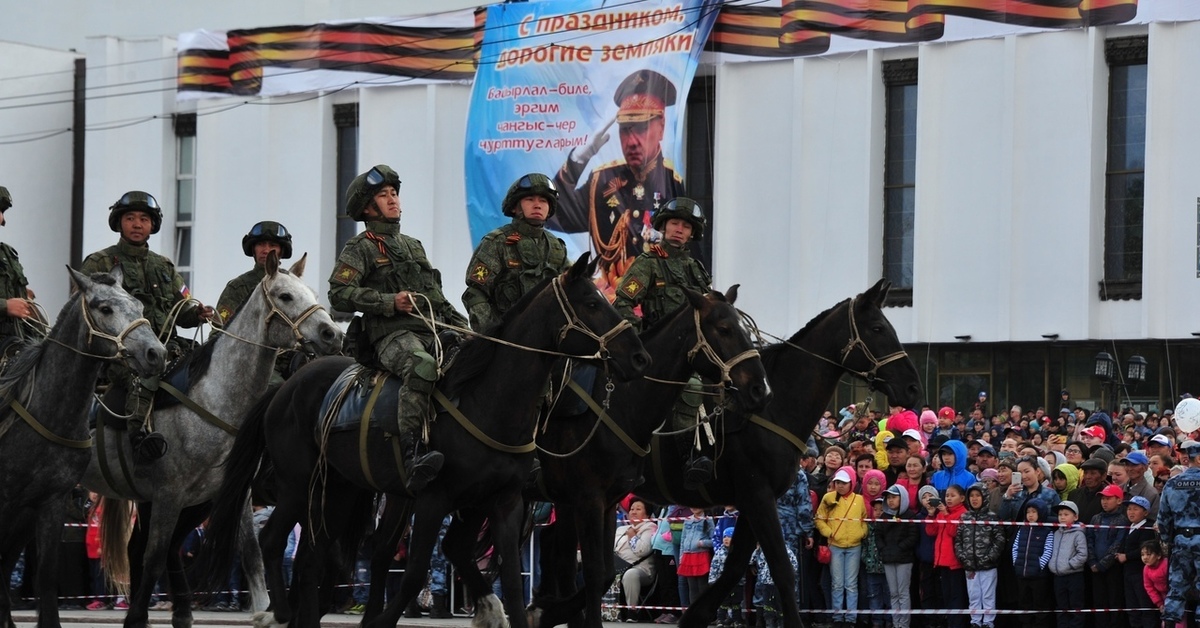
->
[11,608,642,627]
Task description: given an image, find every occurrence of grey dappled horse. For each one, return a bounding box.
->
[85,253,343,628]
[0,267,166,628]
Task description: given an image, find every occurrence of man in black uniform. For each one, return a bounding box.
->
[549,69,686,292]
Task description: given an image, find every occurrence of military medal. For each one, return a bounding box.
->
[633,184,645,200]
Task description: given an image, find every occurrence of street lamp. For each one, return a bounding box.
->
[1094,351,1147,410]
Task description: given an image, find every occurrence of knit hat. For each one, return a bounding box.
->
[723,527,735,539]
[1035,456,1053,481]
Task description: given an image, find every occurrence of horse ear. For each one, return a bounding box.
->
[67,265,92,293]
[725,284,740,306]
[288,253,308,278]
[865,278,889,306]
[685,288,707,311]
[567,252,594,282]
[265,250,280,278]
[109,264,124,286]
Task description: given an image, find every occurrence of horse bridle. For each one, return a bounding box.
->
[687,308,759,388]
[837,295,909,388]
[260,280,325,350]
[551,276,633,361]
[79,294,153,360]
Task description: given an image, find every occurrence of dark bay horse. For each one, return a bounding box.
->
[87,253,343,628]
[527,286,771,628]
[203,254,649,628]
[635,279,921,628]
[0,267,165,628]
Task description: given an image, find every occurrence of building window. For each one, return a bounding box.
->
[684,74,715,270]
[1100,36,1147,301]
[334,103,359,254]
[882,59,917,307]
[175,113,197,287]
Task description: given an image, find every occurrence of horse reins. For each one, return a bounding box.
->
[212,278,325,353]
[550,276,632,361]
[76,294,153,361]
[837,296,909,387]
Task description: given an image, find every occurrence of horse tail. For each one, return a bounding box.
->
[98,496,133,596]
[197,383,281,592]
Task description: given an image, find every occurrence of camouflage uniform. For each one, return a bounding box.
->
[216,265,293,383]
[1157,459,1200,624]
[0,186,31,342]
[462,219,568,333]
[81,237,202,456]
[329,165,467,492]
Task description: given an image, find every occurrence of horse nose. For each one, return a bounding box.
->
[321,324,344,354]
[748,380,772,409]
[631,349,651,373]
[145,346,166,373]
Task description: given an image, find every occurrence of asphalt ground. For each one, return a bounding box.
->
[10,607,640,627]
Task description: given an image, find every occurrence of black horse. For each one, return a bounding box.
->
[203,254,649,628]
[527,286,770,628]
[630,279,919,628]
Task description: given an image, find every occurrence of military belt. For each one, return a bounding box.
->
[1177,527,1200,537]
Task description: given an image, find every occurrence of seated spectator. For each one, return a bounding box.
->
[614,498,658,615]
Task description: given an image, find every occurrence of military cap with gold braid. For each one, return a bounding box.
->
[614,69,678,124]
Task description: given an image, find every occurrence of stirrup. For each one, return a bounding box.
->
[132,431,169,463]
[405,450,444,492]
[683,455,713,490]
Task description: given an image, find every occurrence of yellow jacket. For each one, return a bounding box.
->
[815,491,868,549]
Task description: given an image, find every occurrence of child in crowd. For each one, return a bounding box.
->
[750,542,799,628]
[677,507,714,606]
[1139,539,1175,628]
[1050,464,1079,502]
[709,528,745,627]
[1047,502,1087,628]
[915,485,944,624]
[816,466,868,628]
[925,484,968,628]
[862,496,890,628]
[862,469,888,504]
[879,485,918,628]
[84,493,108,610]
[1085,484,1128,615]
[954,484,1005,628]
[1011,499,1053,628]
[1117,496,1157,628]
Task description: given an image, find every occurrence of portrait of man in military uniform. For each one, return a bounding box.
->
[549,69,688,294]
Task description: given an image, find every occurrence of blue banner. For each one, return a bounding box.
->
[465,0,720,295]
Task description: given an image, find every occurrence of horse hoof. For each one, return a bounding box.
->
[526,606,543,628]
[251,610,285,628]
[470,594,509,628]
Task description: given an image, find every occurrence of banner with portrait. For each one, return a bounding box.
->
[464,0,720,296]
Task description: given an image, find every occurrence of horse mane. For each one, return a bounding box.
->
[183,335,221,388]
[0,290,87,406]
[759,297,849,370]
[440,275,556,398]
[638,302,690,341]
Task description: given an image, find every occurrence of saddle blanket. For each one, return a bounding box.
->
[317,364,401,439]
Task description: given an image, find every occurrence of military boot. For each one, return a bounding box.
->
[127,381,167,463]
[523,456,543,492]
[400,429,443,493]
[683,451,713,490]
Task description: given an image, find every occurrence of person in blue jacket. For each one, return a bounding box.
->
[931,440,977,497]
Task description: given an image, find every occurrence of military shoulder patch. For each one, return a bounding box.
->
[217,306,233,323]
[332,263,360,285]
[469,262,491,285]
[621,278,643,297]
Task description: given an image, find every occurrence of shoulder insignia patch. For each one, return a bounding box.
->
[332,263,360,285]
[217,306,233,323]
[470,263,490,285]
[621,278,642,297]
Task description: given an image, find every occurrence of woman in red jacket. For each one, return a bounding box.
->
[924,484,968,628]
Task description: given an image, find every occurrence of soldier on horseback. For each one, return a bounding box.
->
[0,186,38,349]
[614,197,714,488]
[216,221,297,382]
[328,165,468,493]
[80,190,215,462]
[463,172,570,488]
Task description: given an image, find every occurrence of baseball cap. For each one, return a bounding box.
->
[902,428,923,441]
[1099,484,1125,499]
[1118,451,1149,466]
[885,485,905,498]
[976,444,997,457]
[1080,425,1107,440]
[1163,408,1175,416]
[1054,501,1079,516]
[833,469,853,484]
[885,436,909,451]
[1060,408,1072,414]
[1180,440,1200,456]
[1149,434,1173,447]
[1125,495,1152,511]
[872,496,885,504]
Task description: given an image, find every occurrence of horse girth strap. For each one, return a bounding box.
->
[565,379,648,457]
[157,381,238,436]
[749,413,807,455]
[432,388,535,454]
[8,399,92,449]
[358,373,387,493]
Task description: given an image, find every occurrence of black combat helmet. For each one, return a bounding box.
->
[502,173,558,218]
[108,191,163,234]
[0,186,11,212]
[652,197,706,241]
[241,221,293,259]
[344,165,401,221]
